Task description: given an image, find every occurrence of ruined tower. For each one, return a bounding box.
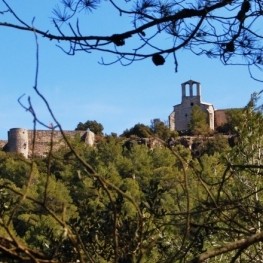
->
[7,128,29,158]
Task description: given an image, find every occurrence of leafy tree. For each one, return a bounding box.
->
[122,120,177,142]
[122,123,153,138]
[0,1,262,77]
[75,120,104,135]
[191,134,230,158]
[150,119,177,141]
[216,108,244,134]
[0,152,31,187]
[189,93,263,262]
[189,105,210,135]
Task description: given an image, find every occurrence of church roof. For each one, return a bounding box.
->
[182,80,200,85]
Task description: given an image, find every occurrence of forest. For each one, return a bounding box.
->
[1,94,263,262]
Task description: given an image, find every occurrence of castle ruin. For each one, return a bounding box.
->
[3,128,95,158]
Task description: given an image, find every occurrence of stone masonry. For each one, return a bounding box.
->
[169,80,215,132]
[3,128,95,158]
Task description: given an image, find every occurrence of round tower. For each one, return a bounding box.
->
[8,128,29,158]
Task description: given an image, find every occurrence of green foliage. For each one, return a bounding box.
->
[228,93,263,164]
[122,123,153,138]
[189,105,210,135]
[2,95,263,262]
[217,108,244,134]
[122,120,177,141]
[150,119,177,141]
[191,134,230,157]
[0,152,31,187]
[75,120,104,135]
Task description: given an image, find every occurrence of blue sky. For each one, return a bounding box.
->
[0,2,262,139]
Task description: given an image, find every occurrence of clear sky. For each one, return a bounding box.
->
[0,2,262,140]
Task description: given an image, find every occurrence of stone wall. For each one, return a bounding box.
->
[0,140,7,150]
[4,129,93,158]
[28,130,87,158]
[214,110,228,128]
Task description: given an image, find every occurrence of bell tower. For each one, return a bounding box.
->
[181,80,201,103]
[169,80,214,132]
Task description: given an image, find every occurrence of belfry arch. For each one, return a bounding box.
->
[181,80,201,99]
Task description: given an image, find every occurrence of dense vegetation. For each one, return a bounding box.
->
[75,120,104,136]
[1,94,263,262]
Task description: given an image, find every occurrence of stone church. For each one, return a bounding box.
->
[169,80,226,132]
